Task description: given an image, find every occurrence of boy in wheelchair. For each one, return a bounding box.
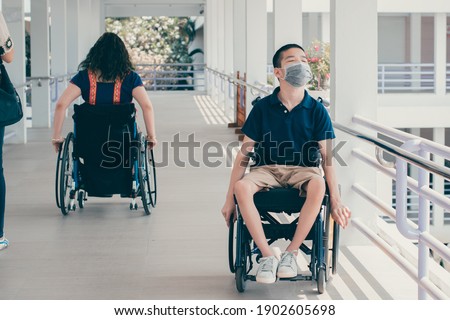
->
[221,44,351,284]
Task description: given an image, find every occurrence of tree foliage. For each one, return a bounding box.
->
[105,16,194,65]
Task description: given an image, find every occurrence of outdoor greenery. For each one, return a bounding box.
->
[105,16,202,90]
[105,16,198,65]
[305,40,330,90]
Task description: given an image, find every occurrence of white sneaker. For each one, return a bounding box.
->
[277,251,298,278]
[256,256,278,284]
[0,237,9,251]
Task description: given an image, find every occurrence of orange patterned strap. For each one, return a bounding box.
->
[113,78,122,104]
[88,70,97,105]
[88,69,123,105]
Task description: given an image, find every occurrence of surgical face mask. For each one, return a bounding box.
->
[283,62,312,87]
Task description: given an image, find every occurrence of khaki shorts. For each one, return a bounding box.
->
[241,165,322,195]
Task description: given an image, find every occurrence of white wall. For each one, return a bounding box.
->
[378,16,406,63]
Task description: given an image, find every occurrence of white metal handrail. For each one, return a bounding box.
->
[334,120,450,300]
[136,63,205,91]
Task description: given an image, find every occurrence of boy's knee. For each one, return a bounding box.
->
[234,179,254,196]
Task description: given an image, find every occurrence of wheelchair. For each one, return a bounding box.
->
[228,155,340,294]
[55,102,157,216]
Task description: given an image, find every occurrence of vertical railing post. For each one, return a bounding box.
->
[418,148,430,299]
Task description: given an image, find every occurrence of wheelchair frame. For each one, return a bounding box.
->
[228,187,340,294]
[55,109,157,216]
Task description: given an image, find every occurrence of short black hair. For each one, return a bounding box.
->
[272,43,305,68]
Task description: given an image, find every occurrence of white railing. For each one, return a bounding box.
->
[378,63,435,93]
[334,116,450,300]
[267,63,445,93]
[135,63,205,91]
[446,63,450,91]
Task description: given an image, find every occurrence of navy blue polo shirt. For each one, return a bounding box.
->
[241,87,335,167]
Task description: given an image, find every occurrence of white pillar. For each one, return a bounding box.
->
[210,0,218,104]
[320,13,330,43]
[434,13,446,96]
[306,12,319,47]
[205,0,212,95]
[216,0,225,109]
[233,0,246,74]
[90,0,102,44]
[2,0,26,143]
[78,0,92,61]
[66,0,79,73]
[410,14,421,89]
[30,0,51,128]
[245,0,267,113]
[224,0,234,119]
[331,0,378,245]
[273,0,302,50]
[432,128,445,241]
[50,0,67,122]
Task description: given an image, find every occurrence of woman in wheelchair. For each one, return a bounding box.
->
[51,32,156,151]
[51,32,157,215]
[221,44,351,286]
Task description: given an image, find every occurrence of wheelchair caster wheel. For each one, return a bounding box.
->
[134,203,138,210]
[129,203,133,210]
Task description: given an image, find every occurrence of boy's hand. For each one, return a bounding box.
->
[331,203,351,229]
[221,198,236,227]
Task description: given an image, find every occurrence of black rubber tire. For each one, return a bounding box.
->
[55,146,63,208]
[228,215,236,273]
[138,133,151,215]
[317,268,326,294]
[235,267,246,293]
[147,148,157,207]
[59,132,74,216]
[332,222,340,275]
[77,191,85,209]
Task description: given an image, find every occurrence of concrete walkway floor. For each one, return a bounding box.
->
[0,92,419,299]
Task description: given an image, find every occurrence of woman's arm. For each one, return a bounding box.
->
[52,83,81,152]
[132,85,157,148]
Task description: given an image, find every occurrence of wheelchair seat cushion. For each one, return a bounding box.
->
[253,188,306,214]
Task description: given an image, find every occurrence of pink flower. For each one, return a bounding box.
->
[314,45,319,51]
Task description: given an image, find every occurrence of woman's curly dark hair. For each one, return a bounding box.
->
[78,32,134,81]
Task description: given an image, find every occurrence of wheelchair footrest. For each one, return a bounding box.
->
[246,274,313,282]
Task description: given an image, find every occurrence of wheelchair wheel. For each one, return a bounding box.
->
[59,132,75,215]
[147,148,157,207]
[77,190,85,209]
[55,144,63,208]
[138,133,151,215]
[235,216,250,293]
[228,215,236,273]
[332,221,340,275]
[317,268,326,294]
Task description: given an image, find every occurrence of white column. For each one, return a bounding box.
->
[2,0,26,143]
[78,0,92,61]
[306,12,319,47]
[66,0,79,73]
[320,13,330,43]
[90,0,102,44]
[210,0,218,103]
[434,13,446,96]
[273,0,302,50]
[205,0,212,95]
[410,14,421,89]
[216,0,225,109]
[30,0,51,128]
[331,0,378,245]
[432,128,445,240]
[245,0,267,113]
[233,0,246,74]
[50,0,67,122]
[224,0,234,120]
